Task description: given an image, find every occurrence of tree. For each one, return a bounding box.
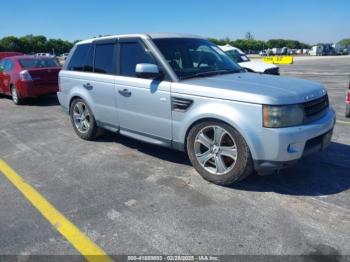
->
[338,38,350,48]
[208,38,227,46]
[0,36,22,52]
[245,32,254,40]
[0,35,74,55]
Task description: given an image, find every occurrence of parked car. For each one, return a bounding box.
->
[60,53,70,60]
[346,79,350,118]
[35,53,54,57]
[0,56,61,104]
[219,44,279,75]
[0,52,24,60]
[58,33,335,185]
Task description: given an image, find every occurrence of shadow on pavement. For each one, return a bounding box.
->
[24,94,60,107]
[97,131,350,197]
[1,94,60,106]
[231,142,350,196]
[95,131,191,166]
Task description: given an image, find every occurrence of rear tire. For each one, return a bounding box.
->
[187,120,253,185]
[70,98,102,140]
[11,85,23,105]
[346,104,350,118]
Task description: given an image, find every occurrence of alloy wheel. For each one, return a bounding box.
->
[73,102,91,133]
[194,125,238,175]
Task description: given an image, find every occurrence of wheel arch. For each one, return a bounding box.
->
[180,111,262,160]
[184,117,227,152]
[68,92,95,116]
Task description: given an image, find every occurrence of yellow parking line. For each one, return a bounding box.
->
[337,120,350,125]
[0,159,113,262]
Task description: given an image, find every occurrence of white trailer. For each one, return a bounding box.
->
[309,45,323,56]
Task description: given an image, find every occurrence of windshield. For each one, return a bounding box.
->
[19,58,60,69]
[153,38,242,80]
[225,50,250,63]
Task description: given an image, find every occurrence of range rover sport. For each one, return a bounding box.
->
[58,33,336,185]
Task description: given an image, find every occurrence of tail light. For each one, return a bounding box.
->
[19,70,32,81]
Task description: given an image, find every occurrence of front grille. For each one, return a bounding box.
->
[264,67,279,75]
[303,95,329,120]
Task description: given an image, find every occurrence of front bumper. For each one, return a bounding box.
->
[254,108,336,174]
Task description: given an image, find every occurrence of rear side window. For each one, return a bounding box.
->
[83,46,94,72]
[119,42,156,77]
[94,44,115,74]
[67,44,93,72]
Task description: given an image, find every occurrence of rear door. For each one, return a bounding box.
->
[62,43,118,129]
[115,38,172,141]
[88,42,118,128]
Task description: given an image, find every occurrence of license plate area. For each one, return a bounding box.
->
[303,129,333,156]
[322,129,333,150]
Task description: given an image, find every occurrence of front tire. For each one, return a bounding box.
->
[187,121,253,185]
[70,98,102,140]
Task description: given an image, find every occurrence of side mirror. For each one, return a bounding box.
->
[136,63,163,79]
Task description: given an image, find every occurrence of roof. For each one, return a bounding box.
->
[218,44,245,54]
[8,55,56,60]
[77,33,203,45]
[147,32,203,39]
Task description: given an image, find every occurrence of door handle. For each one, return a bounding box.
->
[118,89,132,97]
[83,83,93,90]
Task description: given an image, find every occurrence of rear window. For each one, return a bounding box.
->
[19,58,60,69]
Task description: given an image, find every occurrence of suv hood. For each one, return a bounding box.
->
[175,73,327,105]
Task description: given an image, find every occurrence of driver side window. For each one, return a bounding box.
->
[119,41,156,77]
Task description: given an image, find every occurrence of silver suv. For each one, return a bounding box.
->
[58,33,336,185]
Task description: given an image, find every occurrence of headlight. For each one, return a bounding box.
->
[263,104,304,128]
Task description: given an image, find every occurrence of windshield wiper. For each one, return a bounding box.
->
[195,69,238,77]
[180,69,239,80]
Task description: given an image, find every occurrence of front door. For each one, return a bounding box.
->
[115,39,172,142]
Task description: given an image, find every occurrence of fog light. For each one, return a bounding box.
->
[288,143,302,153]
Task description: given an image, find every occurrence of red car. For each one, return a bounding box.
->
[0,56,61,104]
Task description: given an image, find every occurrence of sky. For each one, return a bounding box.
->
[1,0,349,44]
